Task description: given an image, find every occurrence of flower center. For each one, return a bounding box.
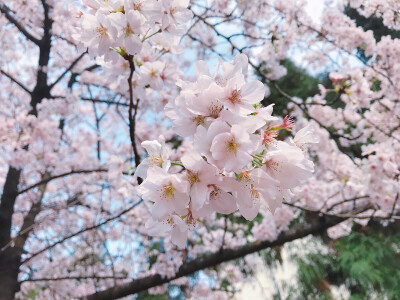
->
[228,89,241,104]
[97,25,108,37]
[193,115,205,126]
[148,155,163,167]
[160,183,175,200]
[187,170,199,185]
[184,210,195,226]
[150,69,157,77]
[123,24,134,36]
[209,185,220,200]
[209,104,222,118]
[226,137,238,154]
[265,159,279,171]
[250,185,260,200]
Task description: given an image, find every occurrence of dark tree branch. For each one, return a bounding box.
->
[20,199,142,266]
[30,0,53,116]
[81,213,344,300]
[20,275,128,283]
[0,2,41,45]
[0,168,22,248]
[14,175,48,252]
[326,196,370,212]
[4,177,48,294]
[0,167,22,299]
[0,70,31,94]
[68,64,100,88]
[81,98,129,107]
[49,51,87,90]
[17,169,107,195]
[126,55,142,185]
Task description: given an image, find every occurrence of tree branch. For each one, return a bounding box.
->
[81,98,129,107]
[126,55,142,185]
[20,199,142,266]
[0,167,22,298]
[20,275,127,283]
[13,174,48,255]
[49,51,87,90]
[0,69,31,94]
[0,2,41,45]
[17,169,107,195]
[81,213,344,300]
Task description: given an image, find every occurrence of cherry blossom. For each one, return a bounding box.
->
[1,0,399,299]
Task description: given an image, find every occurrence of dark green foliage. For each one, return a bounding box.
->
[344,6,400,63]
[262,59,322,117]
[287,229,400,300]
[335,230,400,299]
[260,247,283,267]
[136,291,169,300]
[286,238,336,300]
[344,7,400,42]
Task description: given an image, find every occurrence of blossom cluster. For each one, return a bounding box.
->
[4,0,400,298]
[349,0,400,30]
[136,54,318,247]
[74,0,192,61]
[72,0,193,117]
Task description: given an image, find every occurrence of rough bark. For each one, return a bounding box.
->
[0,1,53,298]
[0,167,22,299]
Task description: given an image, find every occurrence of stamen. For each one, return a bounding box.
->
[97,24,108,37]
[209,185,220,200]
[150,69,157,77]
[133,3,142,10]
[186,170,199,185]
[240,170,252,182]
[226,137,238,154]
[123,24,134,36]
[160,183,175,201]
[209,104,222,118]
[228,89,241,104]
[250,185,260,200]
[263,130,278,145]
[148,155,163,167]
[265,159,279,171]
[193,115,205,126]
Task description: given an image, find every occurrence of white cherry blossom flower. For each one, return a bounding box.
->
[263,141,314,189]
[219,74,266,115]
[181,150,220,211]
[111,10,145,55]
[80,11,118,56]
[134,136,171,179]
[210,124,258,172]
[140,61,165,90]
[138,168,189,220]
[293,124,320,148]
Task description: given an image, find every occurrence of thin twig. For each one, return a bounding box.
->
[20,199,142,265]
[0,2,41,45]
[0,69,31,94]
[126,54,142,184]
[17,169,107,195]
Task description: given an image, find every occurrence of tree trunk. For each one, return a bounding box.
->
[0,247,20,299]
[0,167,22,299]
